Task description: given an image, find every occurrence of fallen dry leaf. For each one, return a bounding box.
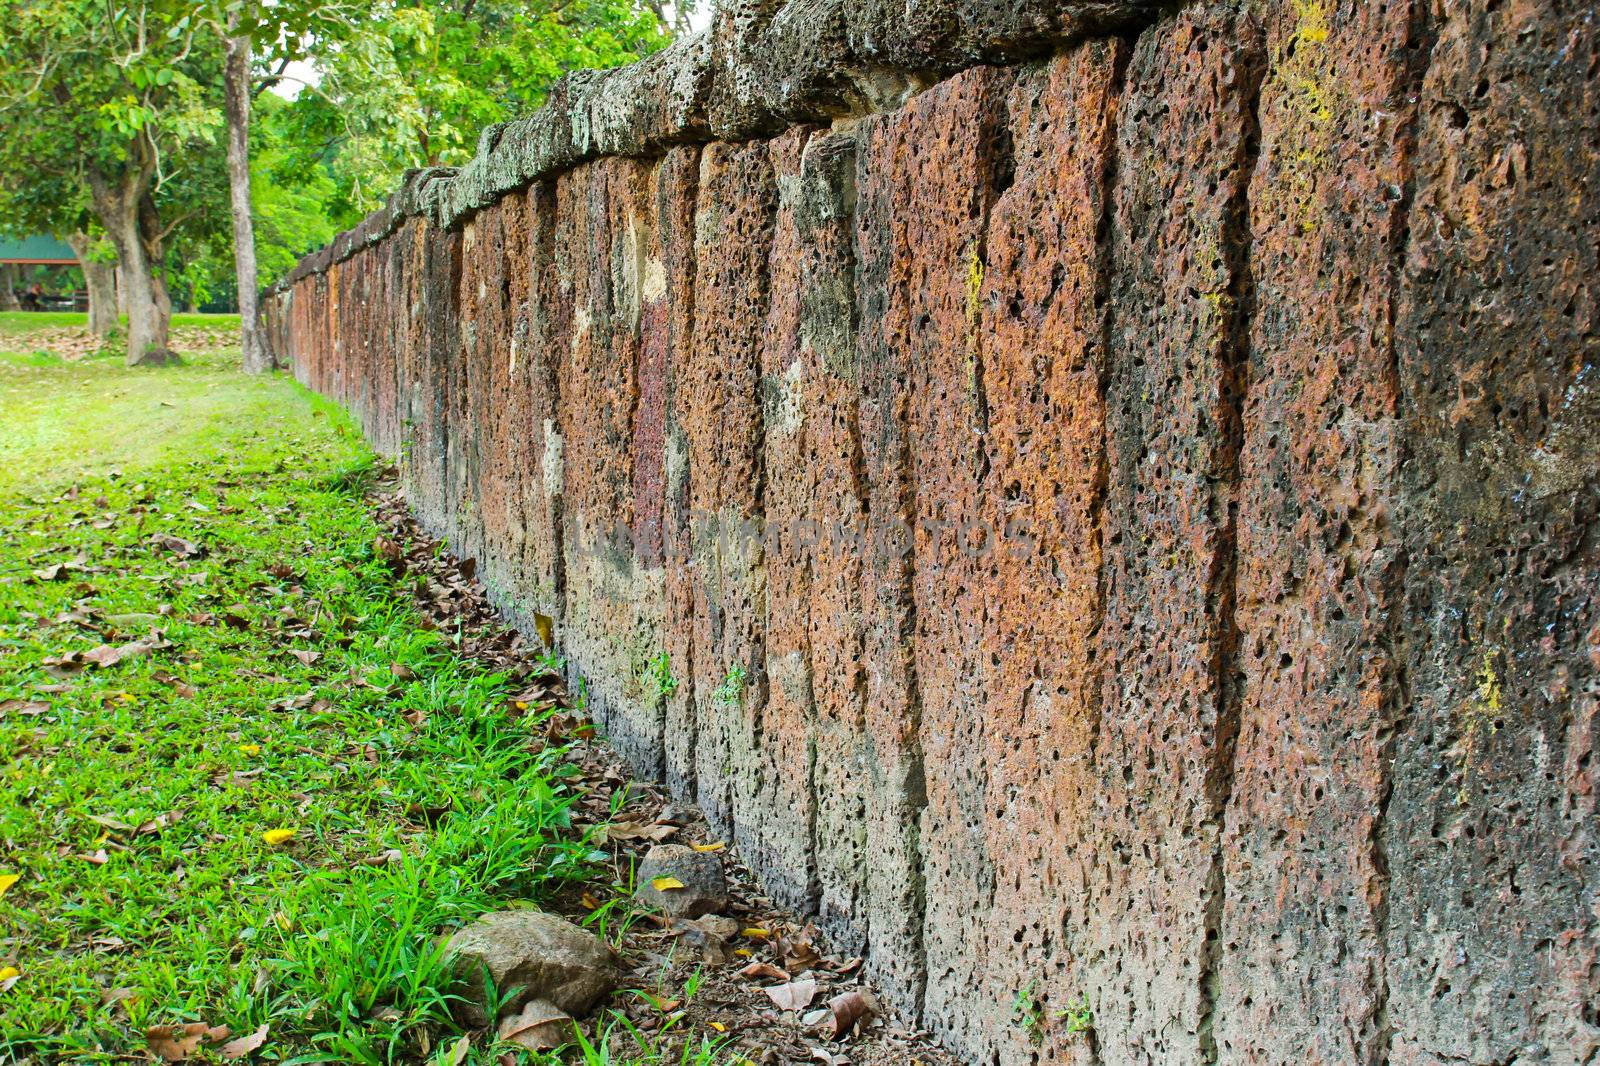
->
[49,633,171,674]
[738,961,791,982]
[219,1023,269,1060]
[151,534,205,559]
[825,990,878,1038]
[101,986,139,1009]
[88,813,135,833]
[764,978,819,1012]
[137,812,181,835]
[145,1022,230,1061]
[605,820,678,843]
[497,999,572,1051]
[289,649,321,666]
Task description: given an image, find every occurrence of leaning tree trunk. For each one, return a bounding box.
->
[65,232,119,340]
[89,151,173,366]
[0,264,18,311]
[224,27,268,373]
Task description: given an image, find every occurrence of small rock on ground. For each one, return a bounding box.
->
[636,843,729,918]
[445,909,619,1025]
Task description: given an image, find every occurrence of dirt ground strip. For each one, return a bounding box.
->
[368,475,962,1066]
[5,326,240,361]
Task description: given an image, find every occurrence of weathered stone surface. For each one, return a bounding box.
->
[682,138,777,836]
[854,64,1017,1055]
[744,124,826,916]
[1385,2,1600,1062]
[1215,1,1423,1061]
[554,156,668,774]
[266,2,1600,1062]
[445,910,619,1024]
[964,40,1124,1065]
[635,843,731,918]
[656,144,704,804]
[1085,9,1263,1064]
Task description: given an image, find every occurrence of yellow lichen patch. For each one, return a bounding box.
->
[1263,0,1340,234]
[964,240,985,404]
[1456,649,1505,802]
[1292,0,1329,45]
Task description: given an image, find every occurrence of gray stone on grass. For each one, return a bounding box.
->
[445,910,619,1025]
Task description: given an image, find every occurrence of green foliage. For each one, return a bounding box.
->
[711,663,746,707]
[1058,994,1094,1037]
[277,0,672,224]
[1010,981,1094,1048]
[252,97,338,285]
[0,0,674,305]
[642,649,678,702]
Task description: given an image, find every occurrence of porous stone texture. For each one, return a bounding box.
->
[264,1,1600,1062]
[444,910,620,1024]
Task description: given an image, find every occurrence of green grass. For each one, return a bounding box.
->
[0,338,287,496]
[0,334,716,1064]
[0,311,241,337]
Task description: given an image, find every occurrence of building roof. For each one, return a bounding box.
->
[0,234,78,265]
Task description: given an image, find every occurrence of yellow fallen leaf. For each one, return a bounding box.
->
[708,1021,727,1033]
[237,744,261,756]
[262,828,297,846]
[691,841,726,853]
[650,876,685,892]
[0,873,19,897]
[515,700,529,710]
[734,948,753,957]
[0,966,18,981]
[741,927,770,939]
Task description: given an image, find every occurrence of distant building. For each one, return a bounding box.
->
[0,235,77,266]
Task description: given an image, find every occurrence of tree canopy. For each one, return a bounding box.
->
[0,0,676,359]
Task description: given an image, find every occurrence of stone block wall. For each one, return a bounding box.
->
[263,1,1600,1062]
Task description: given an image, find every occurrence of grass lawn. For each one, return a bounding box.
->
[0,312,242,338]
[0,333,710,1063]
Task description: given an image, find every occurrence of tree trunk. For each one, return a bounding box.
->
[66,232,118,339]
[225,27,268,373]
[88,152,173,366]
[0,264,18,311]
